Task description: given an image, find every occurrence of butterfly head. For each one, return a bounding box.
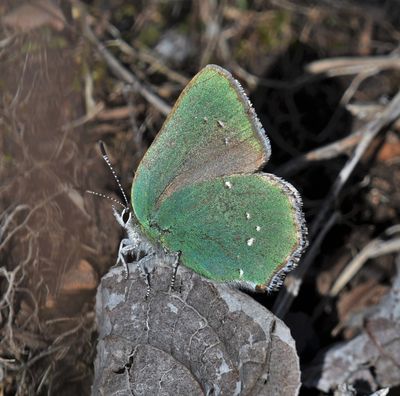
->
[112,205,135,230]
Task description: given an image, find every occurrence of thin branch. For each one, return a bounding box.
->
[79,5,171,116]
[317,68,377,141]
[330,90,400,202]
[106,37,189,86]
[273,90,400,318]
[277,130,363,176]
[306,55,400,76]
[273,212,339,318]
[61,102,104,131]
[278,67,400,176]
[330,233,400,297]
[0,190,65,252]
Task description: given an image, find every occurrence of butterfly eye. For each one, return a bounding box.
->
[122,209,130,224]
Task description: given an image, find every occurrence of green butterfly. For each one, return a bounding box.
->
[109,65,307,292]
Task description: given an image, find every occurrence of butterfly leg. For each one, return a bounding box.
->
[117,238,138,279]
[169,252,181,292]
[136,254,157,299]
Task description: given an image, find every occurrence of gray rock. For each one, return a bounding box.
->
[93,257,300,395]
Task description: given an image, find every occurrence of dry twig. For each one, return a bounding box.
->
[105,36,189,86]
[330,226,400,296]
[307,55,400,76]
[274,90,400,318]
[277,130,364,176]
[273,212,339,317]
[79,5,171,116]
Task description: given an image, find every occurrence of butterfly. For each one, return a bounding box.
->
[98,65,307,293]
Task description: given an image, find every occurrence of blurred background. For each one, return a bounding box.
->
[1,0,400,395]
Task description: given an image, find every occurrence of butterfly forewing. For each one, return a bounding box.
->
[132,65,270,233]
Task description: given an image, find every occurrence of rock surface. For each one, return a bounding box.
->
[93,258,301,395]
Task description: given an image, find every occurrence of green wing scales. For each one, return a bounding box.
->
[131,65,307,289]
[132,65,270,232]
[153,174,306,289]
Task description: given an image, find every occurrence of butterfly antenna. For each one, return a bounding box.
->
[99,141,130,209]
[86,190,126,209]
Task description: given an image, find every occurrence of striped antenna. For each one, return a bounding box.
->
[99,141,130,209]
[86,190,126,209]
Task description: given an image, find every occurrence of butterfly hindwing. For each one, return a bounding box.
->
[151,174,305,289]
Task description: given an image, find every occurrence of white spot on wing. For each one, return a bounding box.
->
[247,238,255,246]
[224,181,232,189]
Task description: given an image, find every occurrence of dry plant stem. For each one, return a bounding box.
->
[279,119,399,176]
[103,18,189,85]
[0,190,65,253]
[278,68,389,176]
[274,90,400,318]
[95,105,136,121]
[268,0,314,15]
[0,238,33,356]
[122,87,145,153]
[317,69,377,141]
[25,345,67,369]
[0,205,30,239]
[306,55,400,76]
[370,388,389,396]
[199,0,225,67]
[61,102,104,131]
[233,54,396,100]
[273,212,339,318]
[277,130,363,176]
[330,233,400,296]
[36,365,52,394]
[231,62,319,90]
[80,8,171,116]
[267,0,390,26]
[329,90,400,202]
[109,38,189,85]
[83,67,96,114]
